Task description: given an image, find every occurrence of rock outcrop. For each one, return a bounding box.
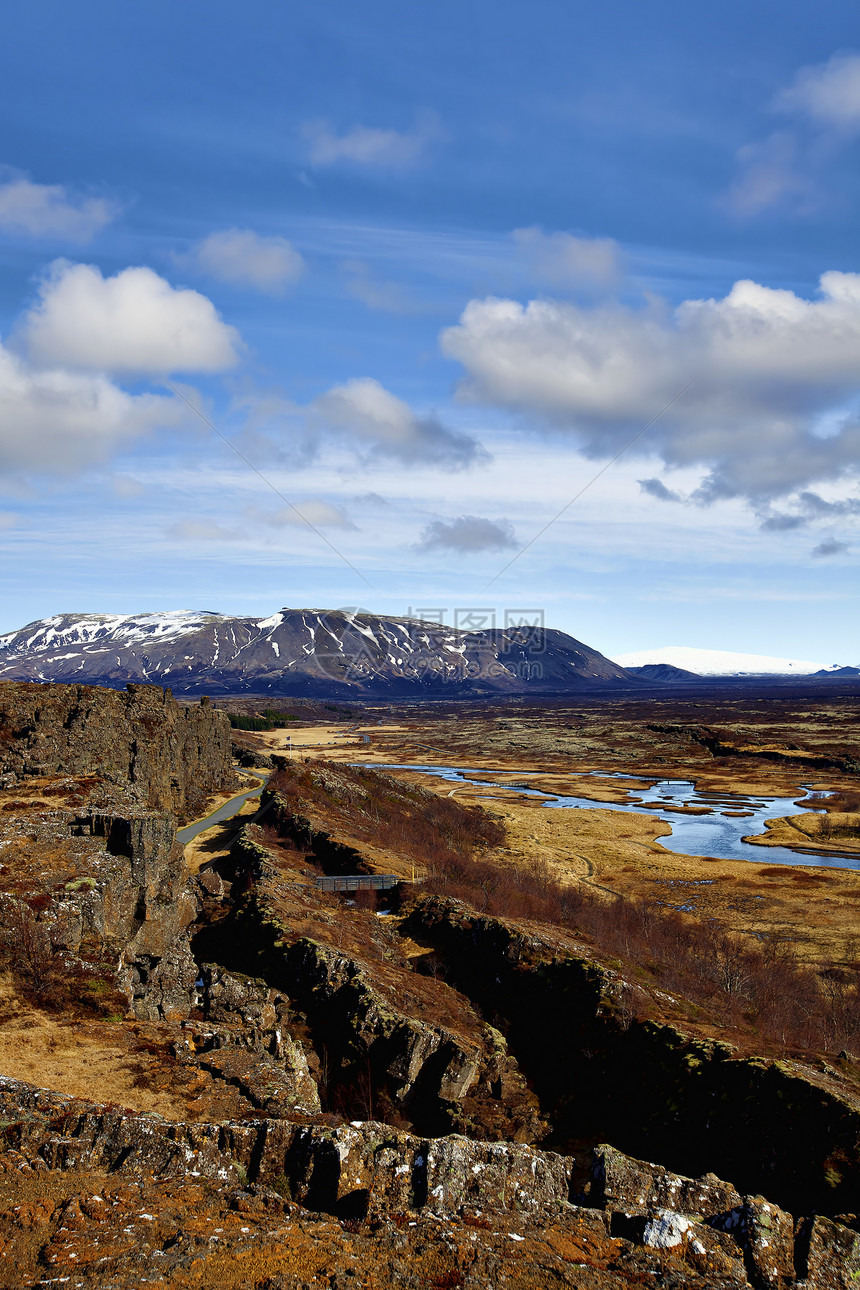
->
[0,1073,858,1287]
[0,680,235,818]
[402,895,860,1214]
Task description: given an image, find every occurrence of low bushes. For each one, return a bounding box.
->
[419,846,860,1057]
[269,761,504,868]
[271,760,860,1058]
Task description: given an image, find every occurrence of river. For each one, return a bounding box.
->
[366,763,860,871]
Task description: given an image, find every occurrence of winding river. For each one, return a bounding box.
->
[368,763,860,871]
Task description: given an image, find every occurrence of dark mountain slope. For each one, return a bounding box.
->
[0,607,639,696]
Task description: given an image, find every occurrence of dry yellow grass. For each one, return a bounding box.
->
[0,978,191,1117]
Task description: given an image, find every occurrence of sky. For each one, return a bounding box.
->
[0,0,859,664]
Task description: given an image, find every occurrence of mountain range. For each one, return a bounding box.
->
[0,608,636,697]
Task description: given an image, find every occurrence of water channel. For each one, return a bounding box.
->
[368,763,860,871]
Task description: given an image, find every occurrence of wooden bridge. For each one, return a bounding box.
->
[314,873,402,893]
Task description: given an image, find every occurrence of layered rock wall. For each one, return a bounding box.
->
[0,680,235,818]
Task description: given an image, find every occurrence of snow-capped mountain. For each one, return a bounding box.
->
[613,646,833,676]
[0,608,634,696]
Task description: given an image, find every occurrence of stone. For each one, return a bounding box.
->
[591,1144,742,1219]
[801,1214,860,1288]
[713,1195,795,1289]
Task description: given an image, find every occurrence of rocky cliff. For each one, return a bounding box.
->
[1,693,860,1287]
[0,679,235,818]
[0,1073,857,1287]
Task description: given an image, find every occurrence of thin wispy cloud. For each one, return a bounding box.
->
[302,114,438,167]
[342,260,421,314]
[726,49,860,216]
[0,169,118,241]
[165,518,240,542]
[513,227,623,287]
[247,500,356,530]
[177,229,305,295]
[776,50,860,133]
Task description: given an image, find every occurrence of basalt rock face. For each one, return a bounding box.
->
[281,936,545,1142]
[1,1074,858,1288]
[0,679,235,818]
[402,896,860,1216]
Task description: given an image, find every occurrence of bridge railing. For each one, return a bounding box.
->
[314,874,401,893]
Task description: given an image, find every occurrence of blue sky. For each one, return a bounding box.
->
[1,0,859,662]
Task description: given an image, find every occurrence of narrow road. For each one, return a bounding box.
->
[176,769,269,845]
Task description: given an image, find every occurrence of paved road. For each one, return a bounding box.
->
[176,769,269,845]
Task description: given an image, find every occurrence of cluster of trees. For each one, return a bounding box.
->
[228,709,299,732]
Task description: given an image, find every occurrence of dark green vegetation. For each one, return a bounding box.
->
[227,708,300,731]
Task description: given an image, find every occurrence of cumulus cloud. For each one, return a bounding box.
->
[812,537,850,557]
[166,519,239,542]
[0,341,180,475]
[513,228,622,287]
[248,500,356,529]
[416,515,516,554]
[313,377,487,470]
[302,115,437,167]
[440,273,860,505]
[20,261,241,375]
[180,228,305,294]
[777,51,860,133]
[638,477,683,503]
[0,170,117,241]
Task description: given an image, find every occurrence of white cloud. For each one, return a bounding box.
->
[312,377,487,470]
[777,50,860,133]
[249,500,356,529]
[440,273,860,504]
[0,171,117,242]
[725,52,860,216]
[20,261,241,375]
[513,228,622,286]
[724,133,811,217]
[180,228,305,294]
[0,340,179,474]
[0,511,17,530]
[302,116,436,167]
[166,518,239,542]
[417,515,516,554]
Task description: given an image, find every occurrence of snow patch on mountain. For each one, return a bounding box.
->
[613,646,829,676]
